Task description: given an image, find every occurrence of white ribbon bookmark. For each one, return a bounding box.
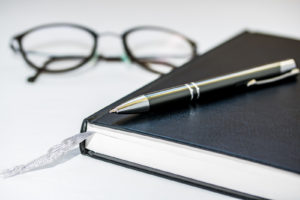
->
[0,131,94,178]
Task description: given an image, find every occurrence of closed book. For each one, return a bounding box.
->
[80,31,300,199]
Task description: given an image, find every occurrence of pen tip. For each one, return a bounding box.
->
[109,108,118,113]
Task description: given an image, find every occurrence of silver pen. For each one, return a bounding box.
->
[110,59,299,114]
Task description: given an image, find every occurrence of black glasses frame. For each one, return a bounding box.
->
[10,23,197,82]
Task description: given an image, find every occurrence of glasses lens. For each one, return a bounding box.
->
[126,28,195,74]
[22,25,95,71]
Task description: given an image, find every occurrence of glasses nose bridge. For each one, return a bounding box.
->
[98,31,122,41]
[95,31,127,61]
[96,31,124,52]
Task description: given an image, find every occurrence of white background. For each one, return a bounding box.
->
[0,0,299,199]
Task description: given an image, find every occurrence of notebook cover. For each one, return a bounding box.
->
[80,31,300,199]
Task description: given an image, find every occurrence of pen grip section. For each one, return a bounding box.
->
[146,85,193,108]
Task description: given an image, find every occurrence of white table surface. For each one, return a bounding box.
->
[1,0,299,199]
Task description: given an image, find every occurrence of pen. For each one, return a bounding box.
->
[110,59,299,114]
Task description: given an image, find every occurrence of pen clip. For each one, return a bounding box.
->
[247,68,300,87]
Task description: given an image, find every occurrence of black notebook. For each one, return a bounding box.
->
[80,31,300,199]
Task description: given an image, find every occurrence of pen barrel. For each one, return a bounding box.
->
[146,63,284,109]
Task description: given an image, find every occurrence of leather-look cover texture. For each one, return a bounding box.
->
[80,31,300,199]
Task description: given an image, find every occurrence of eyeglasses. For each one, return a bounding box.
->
[10,23,197,82]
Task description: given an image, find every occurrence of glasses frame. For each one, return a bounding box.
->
[10,23,197,82]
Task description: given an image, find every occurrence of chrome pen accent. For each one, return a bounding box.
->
[191,82,200,99]
[185,84,194,100]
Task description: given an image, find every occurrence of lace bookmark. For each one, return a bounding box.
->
[0,131,94,178]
